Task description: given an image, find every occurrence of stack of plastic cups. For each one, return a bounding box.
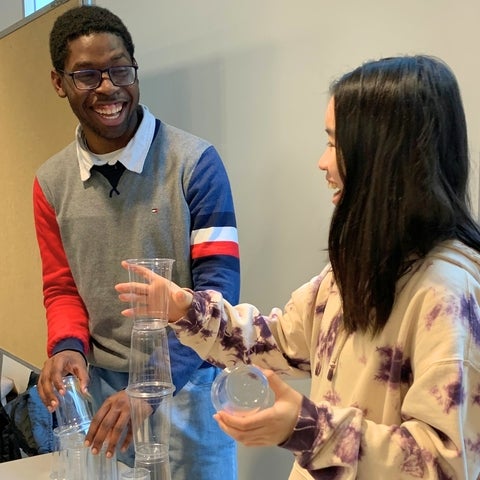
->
[51,375,118,480]
[51,375,92,480]
[124,258,176,480]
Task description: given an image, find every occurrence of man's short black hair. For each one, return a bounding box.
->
[49,5,135,71]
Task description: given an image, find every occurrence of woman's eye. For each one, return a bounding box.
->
[327,141,336,148]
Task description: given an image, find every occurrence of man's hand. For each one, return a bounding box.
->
[38,350,89,412]
[85,390,133,457]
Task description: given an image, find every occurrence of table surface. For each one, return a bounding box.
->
[0,454,53,479]
[0,453,129,479]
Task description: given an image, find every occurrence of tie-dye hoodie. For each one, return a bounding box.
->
[171,239,480,479]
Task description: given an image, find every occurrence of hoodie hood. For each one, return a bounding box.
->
[429,239,480,280]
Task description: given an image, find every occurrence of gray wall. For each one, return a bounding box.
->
[97,1,480,478]
[0,3,23,32]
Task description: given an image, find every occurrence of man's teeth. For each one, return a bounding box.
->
[95,104,122,117]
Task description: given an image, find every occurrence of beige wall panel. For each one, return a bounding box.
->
[0,0,80,367]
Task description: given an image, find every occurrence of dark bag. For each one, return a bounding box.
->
[2,371,54,460]
[2,371,40,459]
[0,397,22,462]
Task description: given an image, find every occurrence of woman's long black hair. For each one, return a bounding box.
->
[329,55,480,335]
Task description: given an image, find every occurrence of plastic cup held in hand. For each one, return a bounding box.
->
[54,375,93,435]
[124,258,175,323]
[211,364,272,416]
[126,258,175,398]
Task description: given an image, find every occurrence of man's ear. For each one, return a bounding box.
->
[51,70,67,98]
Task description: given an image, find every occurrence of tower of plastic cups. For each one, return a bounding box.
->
[51,375,119,480]
[124,258,176,480]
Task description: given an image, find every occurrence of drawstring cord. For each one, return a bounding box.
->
[327,331,349,381]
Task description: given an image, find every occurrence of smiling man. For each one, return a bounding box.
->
[33,5,240,480]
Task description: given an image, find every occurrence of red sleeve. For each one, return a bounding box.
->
[33,178,90,357]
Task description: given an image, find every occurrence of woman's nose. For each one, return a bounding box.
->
[318,149,328,170]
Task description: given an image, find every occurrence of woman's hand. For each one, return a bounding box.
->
[213,369,302,446]
[115,260,193,322]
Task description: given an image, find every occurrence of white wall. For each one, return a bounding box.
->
[96,1,480,478]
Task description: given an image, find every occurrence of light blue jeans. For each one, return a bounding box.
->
[88,365,237,480]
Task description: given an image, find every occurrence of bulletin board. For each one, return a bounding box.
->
[0,0,82,367]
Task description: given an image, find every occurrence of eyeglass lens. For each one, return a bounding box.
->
[73,66,137,89]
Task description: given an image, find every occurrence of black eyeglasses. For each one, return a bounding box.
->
[59,65,138,90]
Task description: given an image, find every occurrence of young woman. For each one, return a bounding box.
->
[117,55,480,479]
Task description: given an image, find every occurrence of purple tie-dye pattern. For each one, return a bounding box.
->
[472,384,480,406]
[210,302,222,319]
[244,315,280,357]
[282,397,358,480]
[252,314,273,339]
[430,369,465,414]
[193,289,212,305]
[282,397,328,453]
[460,294,480,345]
[281,353,311,371]
[179,292,251,361]
[333,425,362,464]
[205,356,227,369]
[181,291,312,372]
[390,426,426,476]
[219,326,248,360]
[443,377,465,413]
[178,297,210,334]
[315,313,341,376]
[466,434,480,455]
[323,390,341,405]
[315,303,326,315]
[247,315,311,369]
[374,345,412,387]
[425,303,442,330]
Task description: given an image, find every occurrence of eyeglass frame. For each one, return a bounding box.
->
[57,65,139,91]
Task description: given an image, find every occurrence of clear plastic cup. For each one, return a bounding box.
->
[128,320,174,389]
[120,467,150,479]
[53,426,88,480]
[50,426,67,480]
[126,385,174,480]
[124,258,175,322]
[54,375,93,435]
[211,365,272,416]
[126,258,175,388]
[87,443,119,480]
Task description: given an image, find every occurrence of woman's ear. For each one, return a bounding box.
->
[51,70,67,98]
